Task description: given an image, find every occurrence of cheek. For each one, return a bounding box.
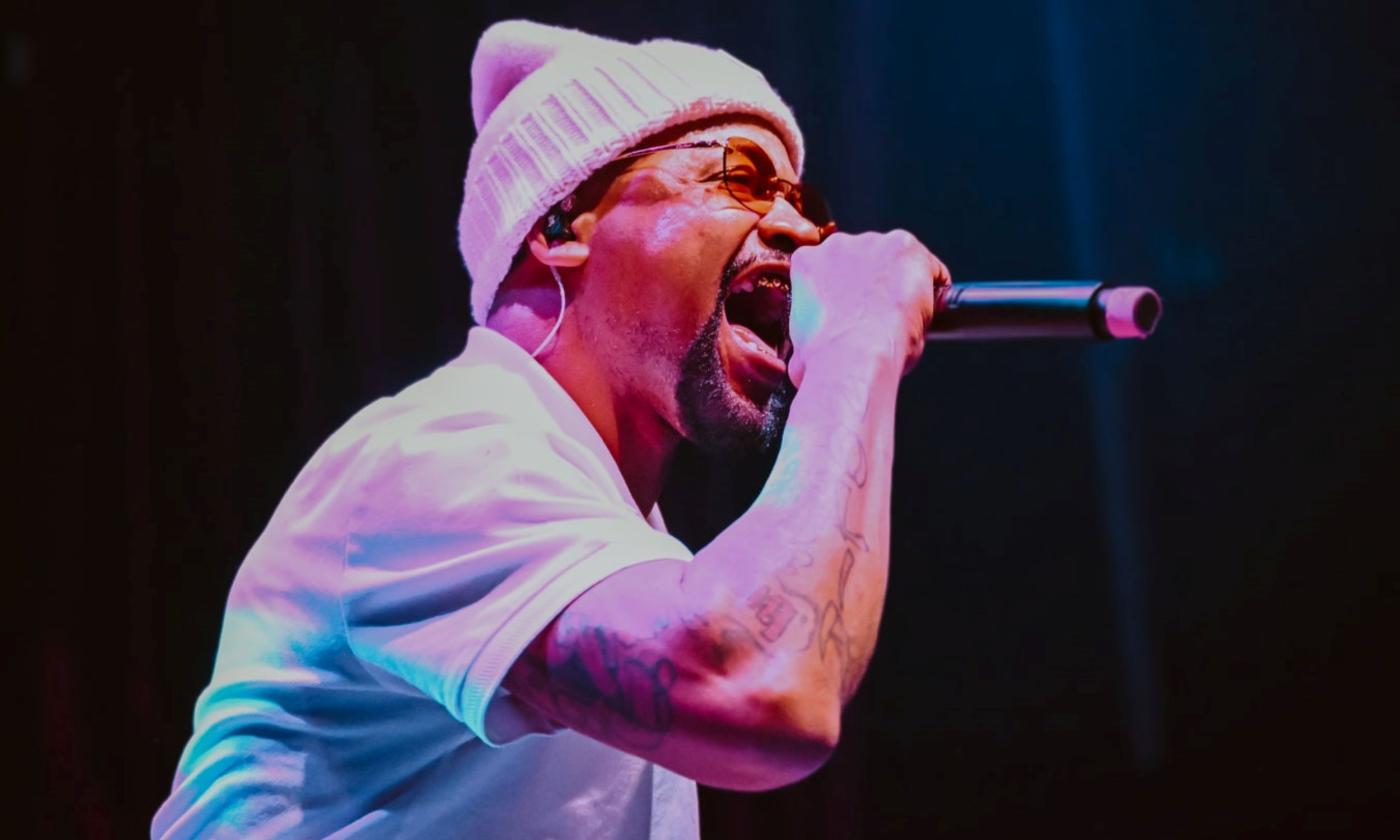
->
[648,205,706,252]
[602,207,735,326]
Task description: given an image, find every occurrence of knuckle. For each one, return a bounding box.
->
[888,229,917,248]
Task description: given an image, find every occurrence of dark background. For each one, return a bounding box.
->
[10,0,1398,835]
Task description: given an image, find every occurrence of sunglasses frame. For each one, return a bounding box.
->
[606,136,836,235]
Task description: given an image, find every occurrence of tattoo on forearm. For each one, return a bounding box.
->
[845,432,869,487]
[818,547,863,697]
[516,428,883,749]
[523,621,678,750]
[746,580,817,649]
[816,434,873,697]
[736,434,875,697]
[747,586,796,642]
[836,485,871,554]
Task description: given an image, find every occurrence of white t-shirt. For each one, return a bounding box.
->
[153,327,700,839]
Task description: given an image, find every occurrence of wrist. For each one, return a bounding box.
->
[787,341,902,409]
[794,333,905,383]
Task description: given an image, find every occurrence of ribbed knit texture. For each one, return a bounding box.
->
[459,20,804,323]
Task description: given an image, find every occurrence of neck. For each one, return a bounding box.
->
[486,298,679,515]
[573,382,678,515]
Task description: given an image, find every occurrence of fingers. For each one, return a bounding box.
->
[787,228,948,379]
[880,229,940,376]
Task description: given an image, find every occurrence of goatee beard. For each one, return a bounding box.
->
[675,262,795,455]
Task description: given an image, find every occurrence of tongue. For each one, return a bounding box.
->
[730,322,776,357]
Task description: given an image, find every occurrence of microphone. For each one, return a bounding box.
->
[928,281,1162,341]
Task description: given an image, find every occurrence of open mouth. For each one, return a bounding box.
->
[710,259,794,405]
[723,267,792,361]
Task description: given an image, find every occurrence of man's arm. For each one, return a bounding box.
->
[503,231,942,790]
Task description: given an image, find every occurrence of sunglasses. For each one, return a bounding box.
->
[610,136,837,237]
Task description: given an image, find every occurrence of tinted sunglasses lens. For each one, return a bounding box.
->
[722,138,774,209]
[792,184,834,229]
[724,137,835,232]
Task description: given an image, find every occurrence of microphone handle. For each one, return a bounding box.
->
[928,281,1162,341]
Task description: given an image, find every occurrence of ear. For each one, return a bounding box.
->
[526,212,594,268]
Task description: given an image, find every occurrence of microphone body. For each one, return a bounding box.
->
[929,281,1162,341]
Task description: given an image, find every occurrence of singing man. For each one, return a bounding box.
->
[154,19,948,838]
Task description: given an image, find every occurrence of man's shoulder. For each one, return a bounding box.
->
[276,328,621,532]
[324,349,603,496]
[322,362,552,480]
[354,327,562,440]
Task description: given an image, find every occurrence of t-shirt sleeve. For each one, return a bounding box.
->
[338,418,693,746]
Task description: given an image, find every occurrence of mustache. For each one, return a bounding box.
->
[720,248,792,296]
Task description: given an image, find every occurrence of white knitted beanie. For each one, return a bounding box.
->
[458,20,805,323]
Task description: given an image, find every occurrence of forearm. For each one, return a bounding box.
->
[505,348,902,788]
[687,346,900,709]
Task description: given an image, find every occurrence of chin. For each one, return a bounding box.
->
[676,307,794,455]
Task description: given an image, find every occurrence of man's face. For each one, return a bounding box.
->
[571,120,823,453]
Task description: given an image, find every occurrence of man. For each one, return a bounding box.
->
[153,19,947,839]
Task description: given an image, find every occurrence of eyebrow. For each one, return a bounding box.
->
[637,144,720,174]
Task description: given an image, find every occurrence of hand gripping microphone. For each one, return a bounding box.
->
[927,281,1162,341]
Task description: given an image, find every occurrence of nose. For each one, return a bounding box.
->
[757,195,823,253]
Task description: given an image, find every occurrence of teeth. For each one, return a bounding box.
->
[731,271,790,295]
